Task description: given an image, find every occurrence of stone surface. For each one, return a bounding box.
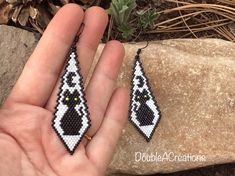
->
[0,25,38,105]
[0,25,234,175]
[98,39,234,175]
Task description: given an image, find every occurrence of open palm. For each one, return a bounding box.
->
[0,4,129,176]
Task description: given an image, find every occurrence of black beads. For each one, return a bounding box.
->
[52,39,90,154]
[129,48,161,142]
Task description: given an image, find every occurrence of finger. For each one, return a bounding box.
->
[6,4,84,107]
[77,6,108,79]
[85,40,124,138]
[86,88,129,172]
[45,6,108,111]
[42,6,109,159]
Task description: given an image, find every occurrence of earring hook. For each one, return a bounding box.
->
[140,40,149,50]
[72,23,85,50]
[137,41,149,56]
[77,23,85,38]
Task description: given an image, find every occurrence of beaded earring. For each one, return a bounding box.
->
[129,43,161,142]
[52,26,91,154]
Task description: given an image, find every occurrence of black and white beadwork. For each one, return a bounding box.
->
[52,38,90,154]
[129,49,161,142]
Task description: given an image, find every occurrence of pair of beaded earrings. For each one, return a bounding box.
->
[52,35,161,154]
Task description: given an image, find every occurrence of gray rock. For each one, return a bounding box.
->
[113,40,234,175]
[0,25,38,105]
[0,25,234,175]
[93,40,235,175]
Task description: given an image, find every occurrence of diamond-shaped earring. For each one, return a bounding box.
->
[52,27,91,154]
[129,43,161,142]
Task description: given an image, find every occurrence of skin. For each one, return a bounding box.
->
[0,4,129,176]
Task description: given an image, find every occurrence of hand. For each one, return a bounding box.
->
[0,4,129,176]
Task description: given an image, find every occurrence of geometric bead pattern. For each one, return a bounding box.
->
[129,50,161,142]
[52,45,90,154]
